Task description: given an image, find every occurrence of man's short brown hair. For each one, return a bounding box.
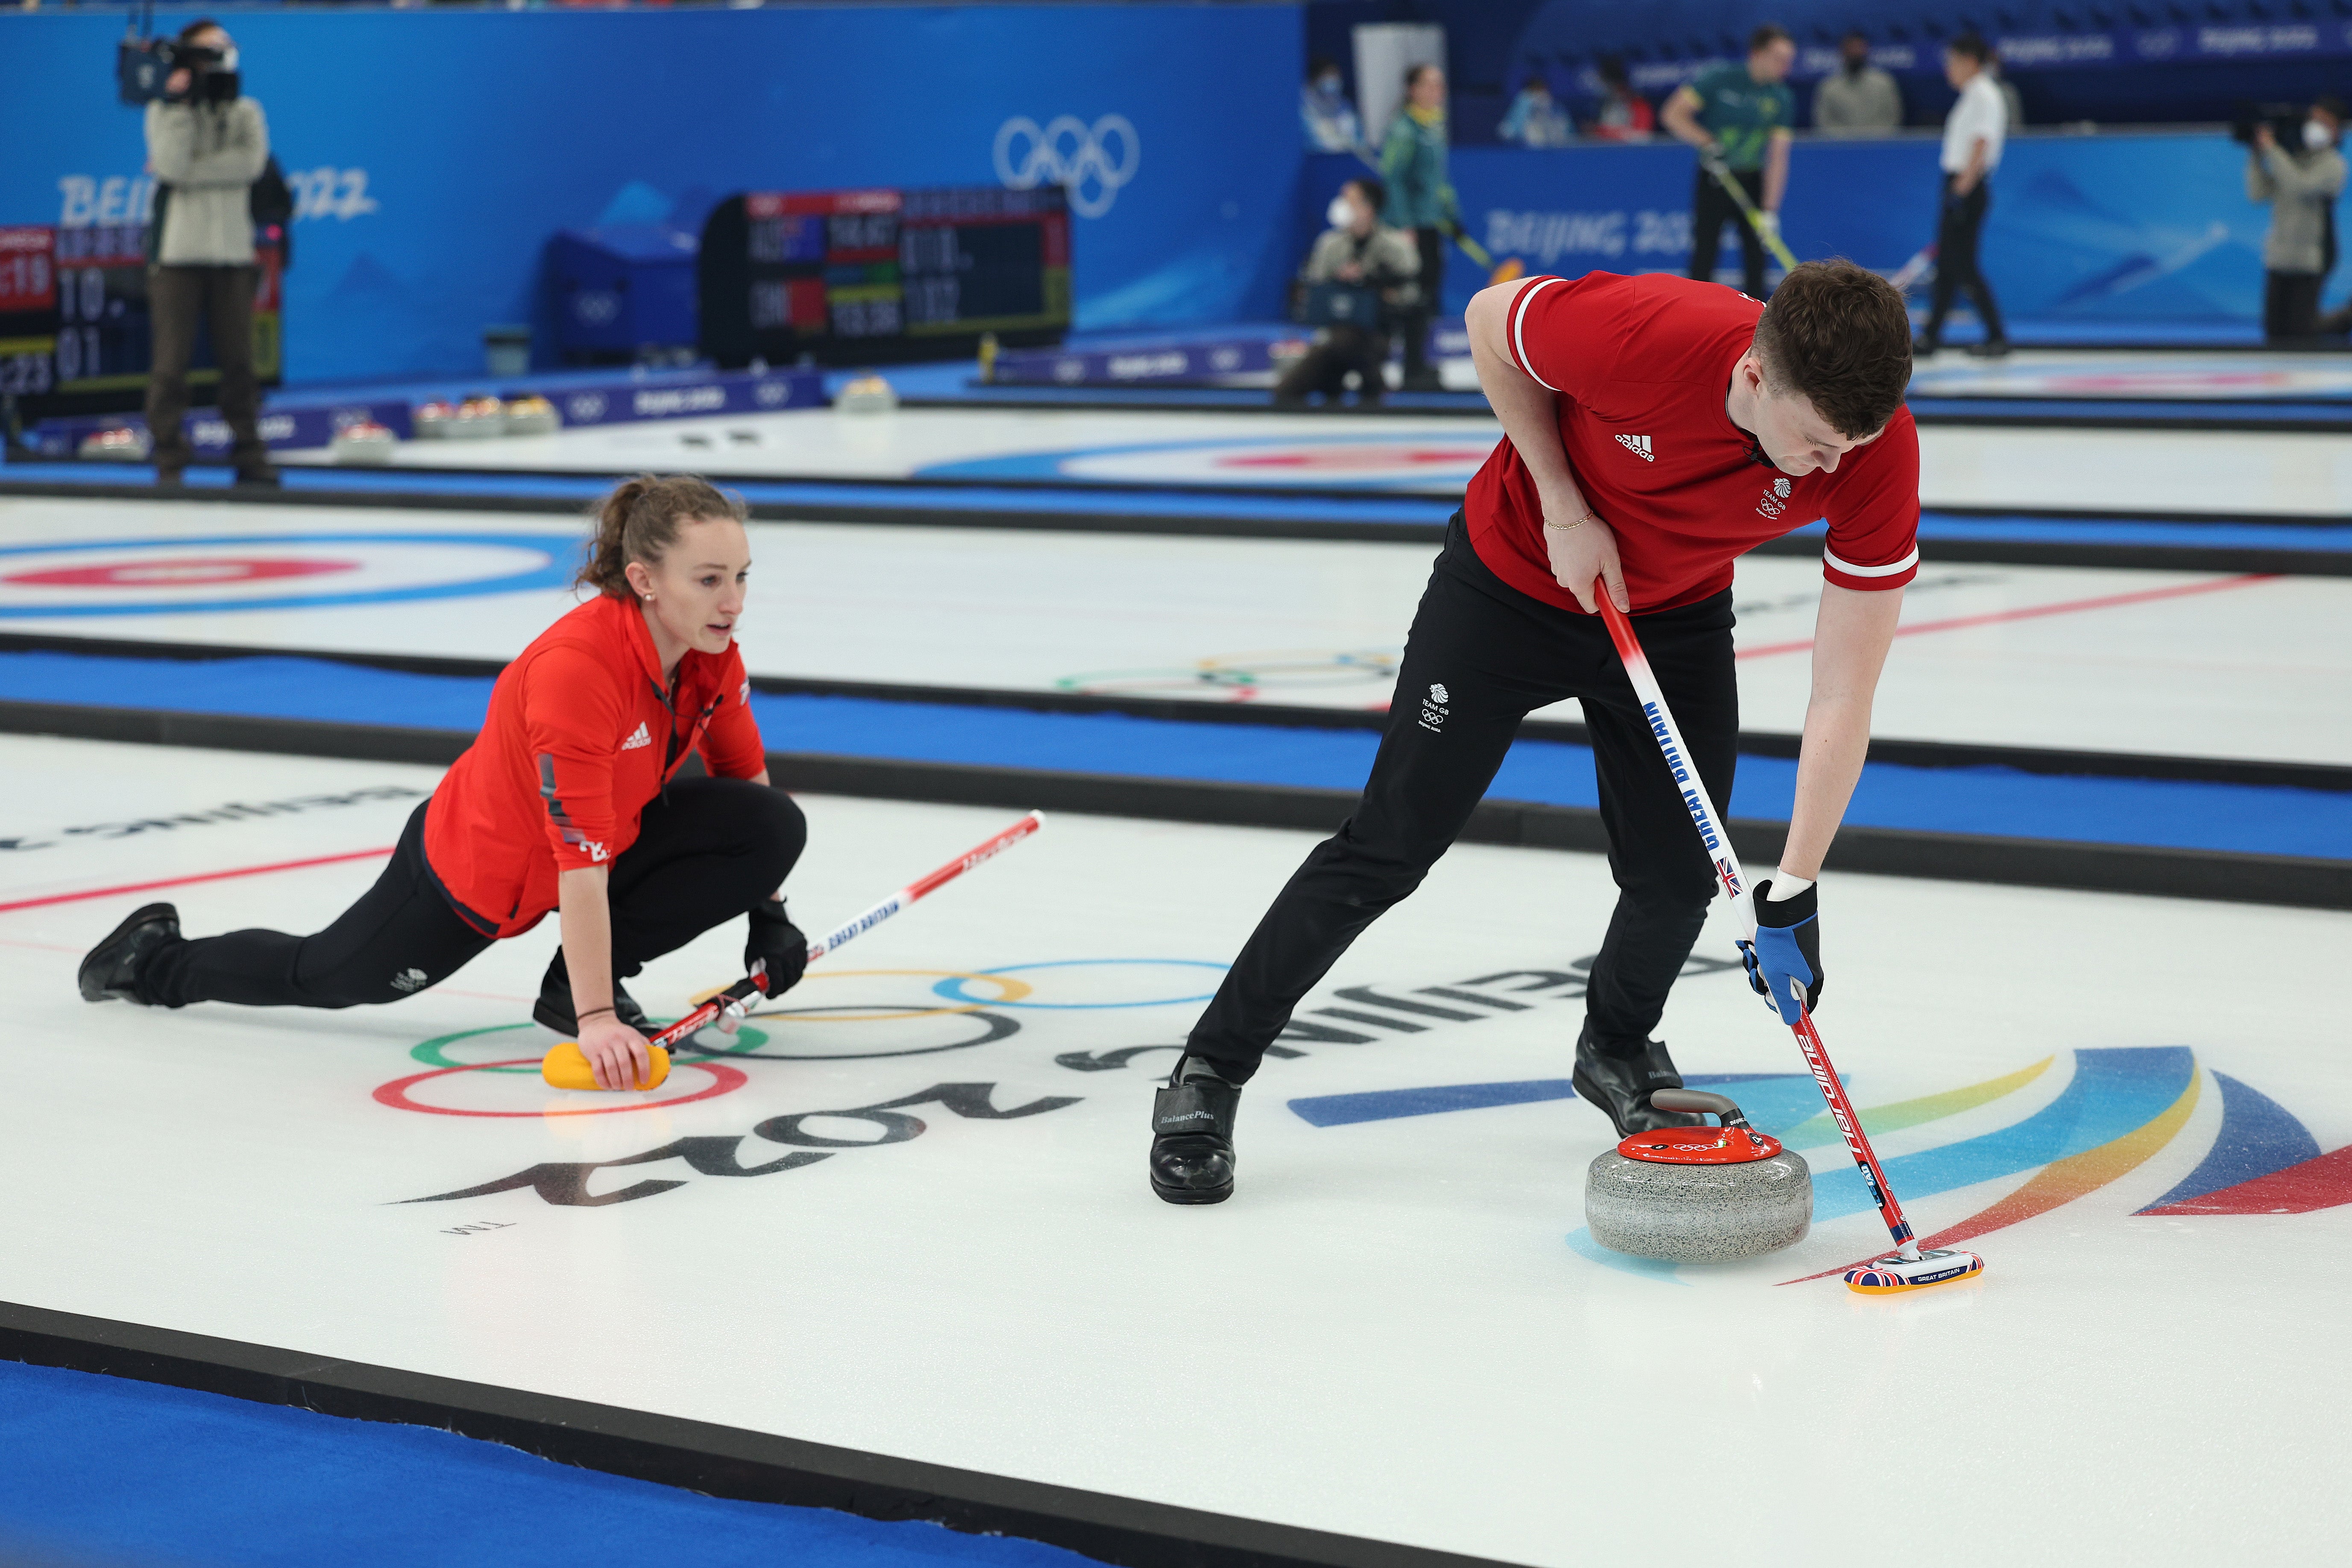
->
[1751,259,1912,438]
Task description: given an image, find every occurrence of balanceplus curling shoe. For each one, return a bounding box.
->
[533,952,651,1037]
[1571,1021,1707,1139]
[1150,1054,1242,1205]
[77,903,181,1004]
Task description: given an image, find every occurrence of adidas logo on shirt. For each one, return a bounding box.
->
[620,721,652,751]
[1615,433,1654,462]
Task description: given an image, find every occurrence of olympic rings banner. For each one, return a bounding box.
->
[0,6,1302,384]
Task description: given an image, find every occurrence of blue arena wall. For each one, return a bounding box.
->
[1308,132,2299,328]
[1,6,1303,384]
[3,4,2321,384]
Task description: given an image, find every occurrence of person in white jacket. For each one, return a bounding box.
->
[143,18,274,486]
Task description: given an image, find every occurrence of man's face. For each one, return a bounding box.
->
[1751,40,1795,83]
[1841,37,1870,70]
[1344,185,1377,234]
[1410,67,1446,109]
[190,26,233,62]
[1748,369,1882,476]
[1944,50,1977,89]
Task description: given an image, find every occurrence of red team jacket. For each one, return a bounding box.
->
[423,592,766,938]
[1470,271,1922,613]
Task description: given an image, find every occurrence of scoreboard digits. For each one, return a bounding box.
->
[0,220,282,419]
[700,185,1069,368]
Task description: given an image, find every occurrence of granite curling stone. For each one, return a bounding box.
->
[1584,1088,1811,1263]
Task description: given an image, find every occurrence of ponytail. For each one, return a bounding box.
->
[576,473,748,598]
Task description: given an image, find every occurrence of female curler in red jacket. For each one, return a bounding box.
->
[78,474,812,1091]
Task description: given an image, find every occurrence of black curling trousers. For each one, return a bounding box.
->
[1185,515,1738,1084]
[140,777,806,1009]
[1924,177,2006,345]
[1689,167,1770,300]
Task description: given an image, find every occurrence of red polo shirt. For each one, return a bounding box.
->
[1467,270,1921,614]
[423,592,767,938]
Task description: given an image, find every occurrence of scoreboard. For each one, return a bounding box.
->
[0,221,282,421]
[699,185,1069,369]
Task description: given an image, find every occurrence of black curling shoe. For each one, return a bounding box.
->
[533,952,652,1037]
[77,902,181,1004]
[1571,1023,1707,1139]
[1150,1055,1242,1205]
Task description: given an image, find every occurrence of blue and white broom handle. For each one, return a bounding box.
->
[1592,589,1919,1256]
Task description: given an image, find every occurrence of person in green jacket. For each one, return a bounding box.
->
[1663,26,1796,300]
[1379,63,1457,391]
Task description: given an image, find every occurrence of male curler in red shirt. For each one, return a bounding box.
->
[1149,261,1920,1205]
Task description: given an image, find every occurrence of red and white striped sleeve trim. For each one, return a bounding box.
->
[1505,275,1565,391]
[1822,544,1921,592]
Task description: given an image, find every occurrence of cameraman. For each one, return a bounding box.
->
[2247,98,2346,343]
[144,18,274,487]
[1274,177,1419,409]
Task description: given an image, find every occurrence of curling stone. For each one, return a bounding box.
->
[412,399,458,439]
[1585,1088,1811,1263]
[541,1039,670,1093]
[79,425,152,462]
[329,419,398,465]
[452,395,506,437]
[501,394,560,437]
[836,374,898,413]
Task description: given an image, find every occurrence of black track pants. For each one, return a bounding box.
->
[1689,167,1769,299]
[1924,177,2006,344]
[1185,516,1738,1083]
[141,777,806,1009]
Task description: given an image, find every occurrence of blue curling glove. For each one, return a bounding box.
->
[1741,878,1823,1023]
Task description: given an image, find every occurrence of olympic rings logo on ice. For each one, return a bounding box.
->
[993,114,1141,219]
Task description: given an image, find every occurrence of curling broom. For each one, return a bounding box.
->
[1698,151,1801,274]
[542,811,1047,1091]
[1593,590,1982,1295]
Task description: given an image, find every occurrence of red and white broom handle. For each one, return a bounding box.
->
[1592,592,1919,1257]
[803,810,1045,964]
[666,811,1047,1050]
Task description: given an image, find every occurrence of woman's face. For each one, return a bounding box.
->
[1410,67,1446,110]
[629,516,751,658]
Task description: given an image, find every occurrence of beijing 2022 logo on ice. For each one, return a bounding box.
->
[994,114,1140,218]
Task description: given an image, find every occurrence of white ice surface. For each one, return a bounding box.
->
[274,403,2352,516]
[2,738,2347,1566]
[4,497,2347,765]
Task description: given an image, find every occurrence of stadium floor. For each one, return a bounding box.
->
[249,404,2352,519]
[6,365,2351,1565]
[3,746,2347,1567]
[1,497,2344,767]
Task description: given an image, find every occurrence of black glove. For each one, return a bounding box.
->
[745,897,808,996]
[1741,878,1824,1023]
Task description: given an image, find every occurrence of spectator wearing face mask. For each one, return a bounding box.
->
[1812,31,1902,135]
[2249,98,2347,343]
[143,17,273,487]
[1498,73,1573,148]
[1586,56,1654,143]
[1276,178,1420,410]
[1302,58,1361,153]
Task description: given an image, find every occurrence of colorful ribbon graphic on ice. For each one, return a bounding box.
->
[1287,1048,2352,1285]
